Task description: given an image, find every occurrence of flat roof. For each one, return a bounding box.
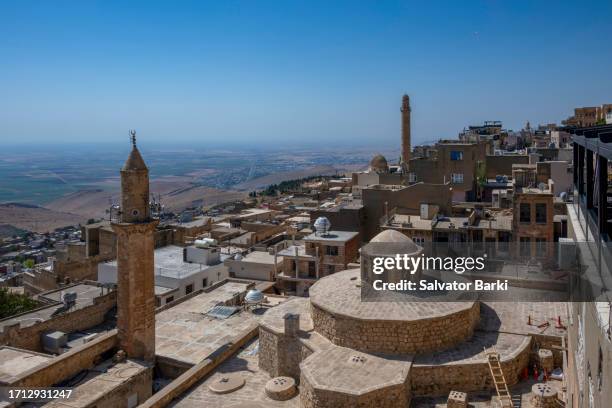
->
[155,281,260,365]
[239,251,282,265]
[0,346,53,384]
[105,245,228,280]
[44,358,149,408]
[0,283,105,332]
[303,230,359,243]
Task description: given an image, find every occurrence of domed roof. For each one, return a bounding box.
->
[122,146,148,171]
[371,229,413,243]
[369,154,389,173]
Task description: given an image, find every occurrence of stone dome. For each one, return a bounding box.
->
[371,229,414,244]
[369,154,389,174]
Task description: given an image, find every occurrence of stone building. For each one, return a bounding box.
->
[111,135,158,362]
[512,181,554,258]
[401,94,411,171]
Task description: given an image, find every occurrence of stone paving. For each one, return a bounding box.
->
[300,344,412,394]
[155,282,259,365]
[170,339,299,408]
[413,331,530,365]
[310,269,477,321]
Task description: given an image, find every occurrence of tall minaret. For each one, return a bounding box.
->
[112,130,158,362]
[401,94,411,172]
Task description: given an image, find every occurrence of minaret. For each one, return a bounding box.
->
[112,130,158,362]
[400,94,411,172]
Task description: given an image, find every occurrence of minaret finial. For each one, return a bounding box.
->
[129,129,136,147]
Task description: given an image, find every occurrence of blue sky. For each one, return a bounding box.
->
[1,0,611,148]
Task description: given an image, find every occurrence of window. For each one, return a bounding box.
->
[451,173,464,184]
[450,151,463,161]
[185,283,194,295]
[308,261,316,278]
[325,246,338,256]
[520,237,531,257]
[535,238,546,256]
[326,264,335,274]
[202,278,208,288]
[519,203,531,223]
[166,296,174,304]
[408,172,417,182]
[413,237,425,245]
[535,203,547,224]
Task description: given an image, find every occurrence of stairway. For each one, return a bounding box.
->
[485,349,514,408]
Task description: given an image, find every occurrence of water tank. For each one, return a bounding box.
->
[313,217,331,235]
[245,289,264,304]
[194,238,218,248]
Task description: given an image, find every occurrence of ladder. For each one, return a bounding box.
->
[485,348,514,408]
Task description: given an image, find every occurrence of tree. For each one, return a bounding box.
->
[0,288,39,319]
[23,259,35,269]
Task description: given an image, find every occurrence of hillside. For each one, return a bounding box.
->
[44,181,246,219]
[232,165,338,191]
[0,203,86,234]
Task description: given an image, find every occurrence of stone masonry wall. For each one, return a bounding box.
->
[0,290,116,352]
[10,330,118,388]
[411,339,531,397]
[299,374,410,408]
[258,325,314,379]
[310,302,480,354]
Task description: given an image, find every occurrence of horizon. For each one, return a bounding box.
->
[2,1,612,147]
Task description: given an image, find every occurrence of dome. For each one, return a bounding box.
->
[313,217,331,235]
[245,289,264,304]
[369,154,389,174]
[371,229,415,244]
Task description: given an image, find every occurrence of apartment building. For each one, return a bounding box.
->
[276,225,359,296]
[565,124,612,408]
[408,140,490,201]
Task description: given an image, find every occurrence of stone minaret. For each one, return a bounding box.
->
[112,131,158,362]
[400,94,411,172]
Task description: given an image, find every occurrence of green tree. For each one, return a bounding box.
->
[0,288,39,319]
[23,259,35,269]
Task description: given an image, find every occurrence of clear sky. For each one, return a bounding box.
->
[1,0,611,148]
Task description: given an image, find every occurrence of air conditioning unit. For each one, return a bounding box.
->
[42,331,67,354]
[558,238,576,269]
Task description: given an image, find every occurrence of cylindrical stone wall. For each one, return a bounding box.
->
[310,301,480,354]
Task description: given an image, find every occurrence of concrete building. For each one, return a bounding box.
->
[226,249,283,281]
[277,227,359,296]
[564,124,612,408]
[409,140,490,201]
[98,244,229,306]
[361,182,453,241]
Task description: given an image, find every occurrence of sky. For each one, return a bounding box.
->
[1,0,611,148]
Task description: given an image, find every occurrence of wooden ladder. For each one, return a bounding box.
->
[485,348,514,408]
